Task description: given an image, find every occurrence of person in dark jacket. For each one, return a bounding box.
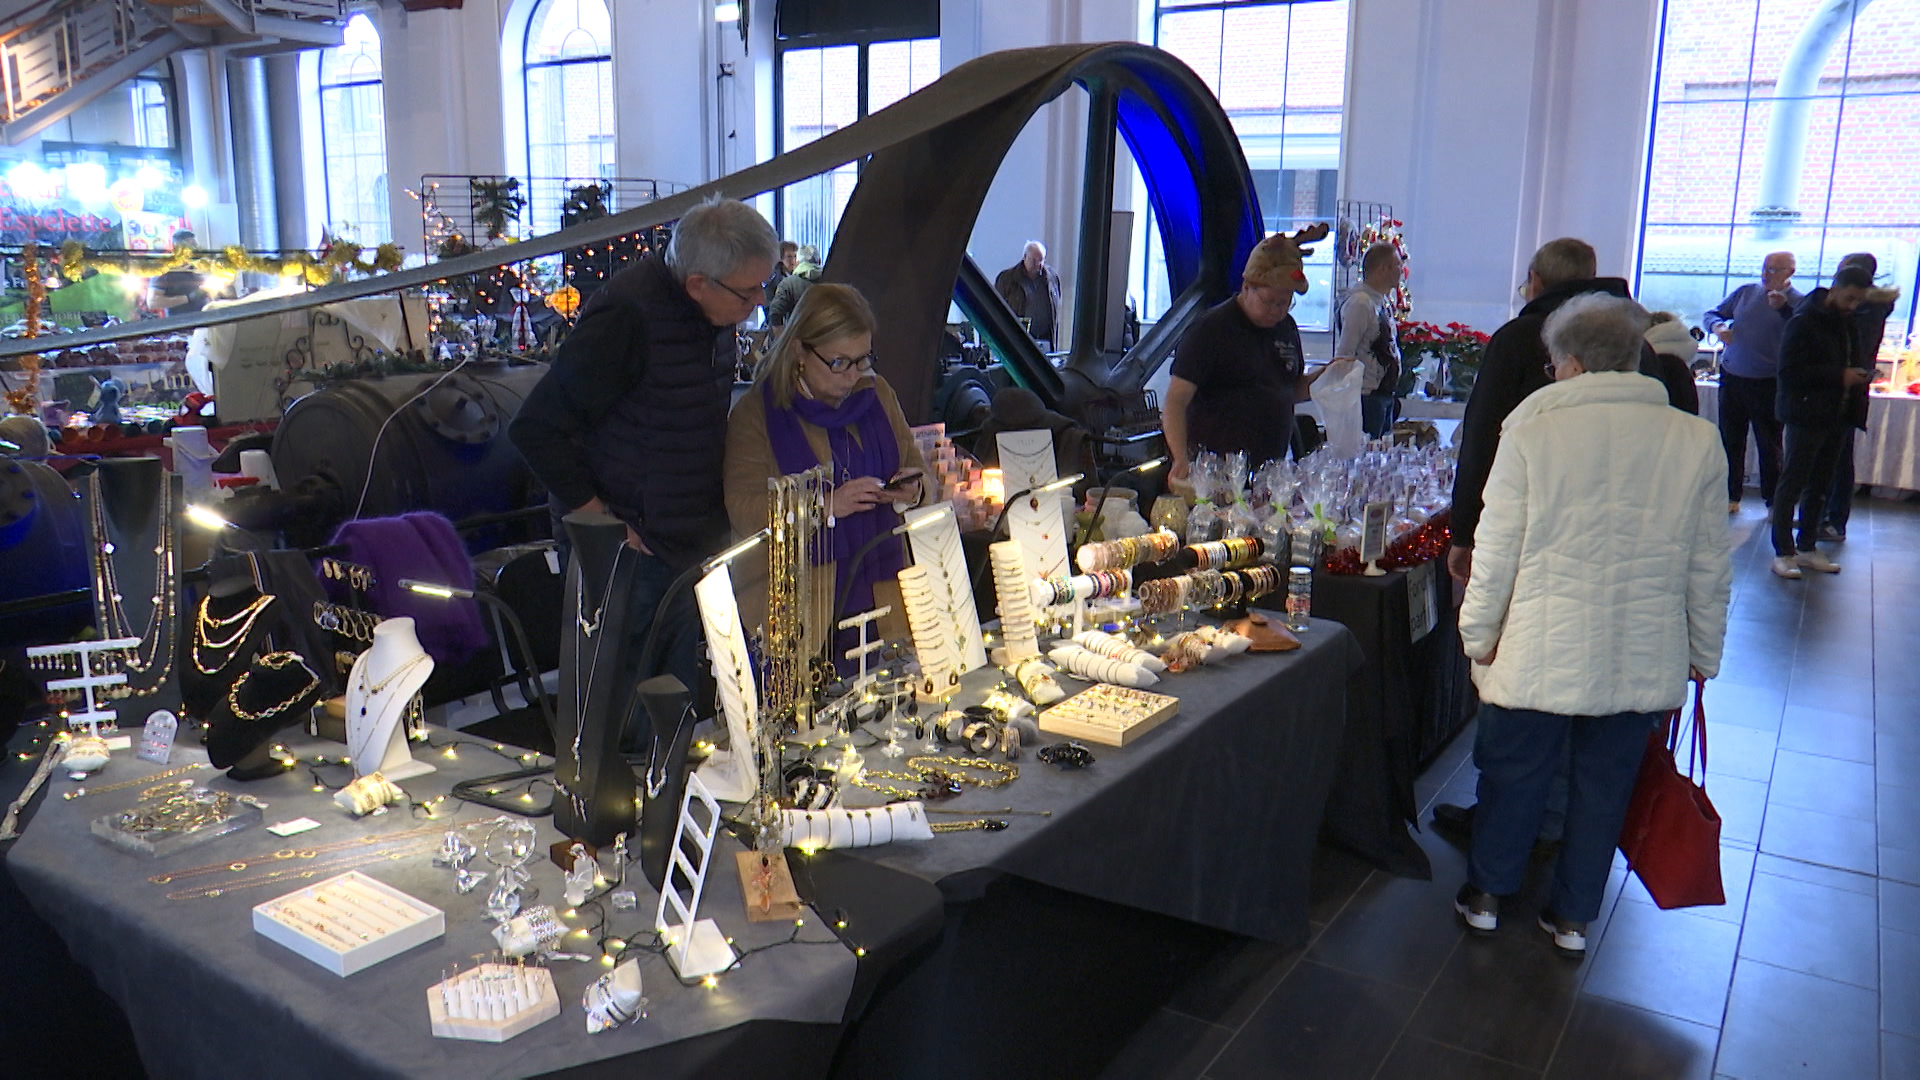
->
[1433,237,1696,847]
[508,197,778,748]
[768,244,821,326]
[994,242,1064,348]
[1822,252,1900,539]
[1768,265,1873,579]
[1705,253,1800,512]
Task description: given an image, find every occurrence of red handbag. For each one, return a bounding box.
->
[1617,680,1725,909]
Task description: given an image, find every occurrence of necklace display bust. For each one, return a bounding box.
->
[344,617,436,782]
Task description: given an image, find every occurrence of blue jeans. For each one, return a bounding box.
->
[1362,392,1399,439]
[1472,706,1567,842]
[1469,704,1659,922]
[615,551,704,754]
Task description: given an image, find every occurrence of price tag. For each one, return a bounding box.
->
[1361,501,1390,572]
[136,711,179,763]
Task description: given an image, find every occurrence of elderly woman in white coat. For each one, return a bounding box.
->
[1455,293,1730,954]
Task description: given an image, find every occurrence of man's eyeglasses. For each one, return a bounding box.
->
[709,276,775,304]
[807,344,876,374]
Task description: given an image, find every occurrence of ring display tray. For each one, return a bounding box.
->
[253,870,445,976]
[427,963,561,1041]
[90,798,263,858]
[1038,684,1180,747]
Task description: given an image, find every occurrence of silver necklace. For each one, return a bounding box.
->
[351,655,430,764]
[570,547,625,783]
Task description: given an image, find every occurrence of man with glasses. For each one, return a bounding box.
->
[1705,252,1799,514]
[510,196,779,750]
[1164,224,1351,478]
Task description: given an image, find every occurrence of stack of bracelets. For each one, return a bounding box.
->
[1185,536,1265,570]
[1135,566,1283,615]
[1074,528,1182,572]
[1034,568,1133,607]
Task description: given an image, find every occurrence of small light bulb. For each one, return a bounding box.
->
[702,975,718,989]
[856,947,867,957]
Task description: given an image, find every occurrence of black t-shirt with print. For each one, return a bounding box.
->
[1170,297,1305,465]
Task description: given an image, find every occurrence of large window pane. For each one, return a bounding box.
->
[780,45,858,254]
[523,0,615,236]
[1637,0,1919,354]
[317,13,389,242]
[868,38,940,113]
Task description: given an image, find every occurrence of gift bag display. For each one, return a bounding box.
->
[1618,680,1724,909]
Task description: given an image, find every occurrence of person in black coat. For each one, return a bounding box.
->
[1822,252,1901,539]
[1768,265,1874,578]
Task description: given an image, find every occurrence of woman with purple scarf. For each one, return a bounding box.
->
[724,284,927,671]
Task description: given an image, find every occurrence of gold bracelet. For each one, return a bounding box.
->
[908,756,1018,788]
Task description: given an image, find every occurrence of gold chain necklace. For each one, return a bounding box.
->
[192,594,278,675]
[62,763,208,800]
[227,652,322,722]
[162,839,441,900]
[89,474,177,693]
[907,756,1017,788]
[149,824,448,884]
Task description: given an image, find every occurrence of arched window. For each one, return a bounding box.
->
[522,0,615,235]
[316,13,389,242]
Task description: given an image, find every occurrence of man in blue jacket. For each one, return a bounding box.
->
[1705,252,1799,513]
[1769,265,1873,579]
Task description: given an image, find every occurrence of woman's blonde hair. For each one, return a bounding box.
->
[755,282,877,408]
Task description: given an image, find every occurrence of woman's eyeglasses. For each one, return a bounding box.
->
[807,344,877,373]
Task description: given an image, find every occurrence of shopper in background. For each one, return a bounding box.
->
[994,241,1063,349]
[1334,242,1406,439]
[1164,225,1353,474]
[1644,312,1702,372]
[1768,265,1874,578]
[508,196,778,748]
[1705,252,1799,514]
[724,283,927,664]
[1822,252,1900,540]
[770,240,799,291]
[1454,293,1729,953]
[768,244,822,326]
[149,229,212,315]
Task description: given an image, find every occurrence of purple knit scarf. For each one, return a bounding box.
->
[761,381,903,669]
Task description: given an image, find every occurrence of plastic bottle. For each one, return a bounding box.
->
[1285,567,1312,631]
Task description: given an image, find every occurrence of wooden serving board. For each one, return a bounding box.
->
[1038,685,1179,747]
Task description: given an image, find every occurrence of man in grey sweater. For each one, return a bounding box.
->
[1705,252,1800,512]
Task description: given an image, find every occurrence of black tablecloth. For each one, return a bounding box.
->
[3,731,859,1080]
[1286,563,1476,878]
[838,619,1361,946]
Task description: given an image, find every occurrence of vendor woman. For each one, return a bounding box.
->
[724,283,928,669]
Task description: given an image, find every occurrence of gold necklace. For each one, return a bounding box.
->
[907,756,1017,788]
[163,838,441,900]
[200,593,273,630]
[192,595,277,674]
[149,825,448,884]
[227,653,321,722]
[89,474,177,693]
[62,763,208,801]
[930,818,1010,833]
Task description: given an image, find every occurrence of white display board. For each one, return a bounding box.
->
[902,503,987,674]
[693,565,759,803]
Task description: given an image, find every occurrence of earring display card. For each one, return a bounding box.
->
[903,503,987,674]
[1038,684,1180,747]
[1006,495,1073,602]
[693,565,759,803]
[252,870,445,977]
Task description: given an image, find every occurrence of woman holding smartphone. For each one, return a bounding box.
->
[724,283,927,672]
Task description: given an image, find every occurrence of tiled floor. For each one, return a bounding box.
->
[1102,496,1919,1080]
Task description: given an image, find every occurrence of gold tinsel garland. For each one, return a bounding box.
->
[56,240,406,287]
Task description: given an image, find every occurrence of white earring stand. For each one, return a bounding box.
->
[345,618,436,782]
[904,503,987,674]
[838,606,891,688]
[694,565,759,803]
[987,542,1042,662]
[29,637,143,735]
[655,772,735,979]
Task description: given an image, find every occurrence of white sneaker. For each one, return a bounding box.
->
[1539,912,1588,955]
[1795,550,1842,574]
[1770,556,1803,579]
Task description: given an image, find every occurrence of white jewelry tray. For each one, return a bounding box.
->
[252,870,445,977]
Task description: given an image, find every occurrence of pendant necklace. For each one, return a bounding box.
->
[571,546,625,784]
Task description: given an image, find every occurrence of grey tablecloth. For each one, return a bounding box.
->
[5,735,856,1080]
[839,619,1361,945]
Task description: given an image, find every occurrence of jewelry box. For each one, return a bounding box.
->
[252,869,445,976]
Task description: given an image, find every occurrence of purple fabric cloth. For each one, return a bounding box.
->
[327,512,489,666]
[761,382,904,670]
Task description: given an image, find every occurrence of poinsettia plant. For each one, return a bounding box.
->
[1396,319,1492,401]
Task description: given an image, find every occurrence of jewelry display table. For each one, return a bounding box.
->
[2,736,858,1080]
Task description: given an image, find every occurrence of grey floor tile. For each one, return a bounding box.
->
[1620,844,1755,924]
[1880,783,1920,852]
[1776,704,1876,764]
[1097,1009,1233,1080]
[1766,749,1876,821]
[1717,960,1879,1080]
[1785,672,1876,720]
[1883,879,1920,929]
[1163,932,1304,1030]
[1886,1030,1919,1080]
[1885,845,1920,887]
[1544,997,1718,1080]
[1206,961,1420,1080]
[1710,774,1771,848]
[1704,723,1778,783]
[1304,833,1467,991]
[1753,851,1878,896]
[1739,870,1880,989]
[1583,897,1739,1027]
[1371,1036,1540,1080]
[1884,928,1920,1039]
[1759,802,1878,875]
[1702,680,1788,732]
[1402,928,1581,1071]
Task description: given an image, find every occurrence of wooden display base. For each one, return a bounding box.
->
[736,850,803,922]
[427,964,561,1042]
[1039,684,1179,747]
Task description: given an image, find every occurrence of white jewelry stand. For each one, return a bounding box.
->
[655,772,735,979]
[903,503,987,674]
[997,430,1075,632]
[996,430,1058,492]
[28,637,142,735]
[694,565,759,803]
[345,618,436,782]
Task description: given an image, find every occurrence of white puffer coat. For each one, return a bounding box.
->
[1459,372,1731,716]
